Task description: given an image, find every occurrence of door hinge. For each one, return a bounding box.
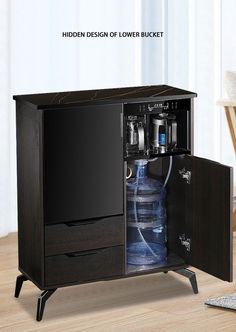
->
[179,234,191,252]
[179,168,191,184]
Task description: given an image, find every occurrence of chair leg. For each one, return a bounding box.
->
[174,268,198,294]
[14,274,28,298]
[36,289,57,321]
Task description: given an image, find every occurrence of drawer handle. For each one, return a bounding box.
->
[65,248,105,258]
[66,220,98,227]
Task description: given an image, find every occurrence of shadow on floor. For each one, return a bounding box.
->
[16,271,197,320]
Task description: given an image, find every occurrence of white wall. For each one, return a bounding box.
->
[6,0,152,235]
[221,0,236,181]
[166,0,190,88]
[10,0,143,94]
[76,0,143,89]
[167,0,235,185]
[141,0,166,84]
[0,1,11,236]
[166,0,221,159]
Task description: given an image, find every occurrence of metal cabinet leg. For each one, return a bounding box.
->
[174,268,198,294]
[36,289,57,321]
[14,274,28,298]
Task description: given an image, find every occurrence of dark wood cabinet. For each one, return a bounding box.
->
[45,246,124,286]
[45,215,124,256]
[13,85,233,321]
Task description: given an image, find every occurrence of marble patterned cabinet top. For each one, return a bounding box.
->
[13,85,197,109]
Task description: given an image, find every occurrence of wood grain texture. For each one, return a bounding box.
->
[45,246,125,286]
[185,156,233,282]
[45,215,125,256]
[1,233,236,332]
[16,101,44,287]
[167,155,233,282]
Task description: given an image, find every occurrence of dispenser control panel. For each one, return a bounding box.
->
[124,99,189,116]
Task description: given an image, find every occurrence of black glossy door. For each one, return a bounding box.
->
[43,104,123,224]
[168,155,233,281]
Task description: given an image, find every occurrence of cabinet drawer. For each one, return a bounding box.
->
[45,215,124,256]
[45,245,124,286]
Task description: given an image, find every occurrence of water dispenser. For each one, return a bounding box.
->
[126,116,145,156]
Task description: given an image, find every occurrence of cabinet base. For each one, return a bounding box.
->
[174,268,198,294]
[14,274,57,321]
[36,289,57,321]
[14,268,198,321]
[14,274,28,298]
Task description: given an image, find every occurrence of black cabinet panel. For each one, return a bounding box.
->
[45,215,125,256]
[45,246,124,286]
[185,156,233,281]
[43,104,123,224]
[16,103,44,286]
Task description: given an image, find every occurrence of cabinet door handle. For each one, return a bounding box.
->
[120,112,123,138]
[66,248,105,258]
[66,220,98,227]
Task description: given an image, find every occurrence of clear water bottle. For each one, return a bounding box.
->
[127,160,167,265]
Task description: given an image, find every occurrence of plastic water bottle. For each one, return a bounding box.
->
[127,160,167,265]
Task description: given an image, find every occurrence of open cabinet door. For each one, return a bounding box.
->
[168,155,233,281]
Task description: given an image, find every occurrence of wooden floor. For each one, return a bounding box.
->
[1,233,236,332]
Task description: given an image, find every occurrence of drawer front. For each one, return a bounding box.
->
[45,245,124,286]
[45,215,124,256]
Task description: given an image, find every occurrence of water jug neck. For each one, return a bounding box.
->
[135,163,148,179]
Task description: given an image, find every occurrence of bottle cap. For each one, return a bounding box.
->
[134,159,148,166]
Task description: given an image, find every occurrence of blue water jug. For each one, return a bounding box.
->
[127,160,167,266]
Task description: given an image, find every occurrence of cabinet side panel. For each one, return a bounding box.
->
[190,98,194,153]
[16,102,44,286]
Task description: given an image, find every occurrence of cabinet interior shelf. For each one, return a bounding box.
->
[126,252,186,275]
[125,148,191,161]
